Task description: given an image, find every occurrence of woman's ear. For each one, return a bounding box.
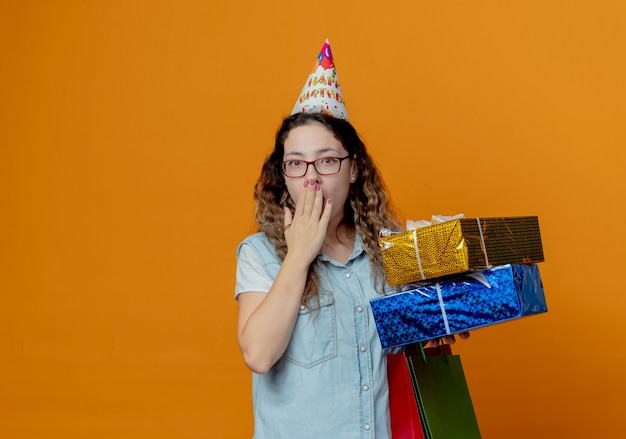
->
[350,159,358,182]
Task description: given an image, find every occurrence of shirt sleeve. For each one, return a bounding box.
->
[235,242,273,299]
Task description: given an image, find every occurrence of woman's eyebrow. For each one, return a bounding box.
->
[284,147,343,158]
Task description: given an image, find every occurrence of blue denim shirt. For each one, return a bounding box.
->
[236,232,392,439]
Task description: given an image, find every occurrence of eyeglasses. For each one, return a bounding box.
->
[281,156,351,178]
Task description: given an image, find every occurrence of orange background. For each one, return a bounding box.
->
[1,1,625,438]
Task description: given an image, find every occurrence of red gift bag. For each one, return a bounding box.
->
[387,351,425,439]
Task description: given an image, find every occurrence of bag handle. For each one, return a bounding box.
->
[417,339,452,365]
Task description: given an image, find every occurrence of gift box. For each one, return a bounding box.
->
[370,264,547,349]
[379,216,544,286]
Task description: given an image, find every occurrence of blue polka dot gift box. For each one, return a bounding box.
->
[370,264,548,349]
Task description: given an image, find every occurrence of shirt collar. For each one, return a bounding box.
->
[318,232,364,264]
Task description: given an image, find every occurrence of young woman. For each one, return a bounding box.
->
[235,112,400,438]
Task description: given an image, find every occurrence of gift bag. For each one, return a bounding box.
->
[387,352,425,439]
[388,344,454,438]
[407,350,482,439]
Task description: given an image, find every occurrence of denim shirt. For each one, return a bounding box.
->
[236,232,392,439]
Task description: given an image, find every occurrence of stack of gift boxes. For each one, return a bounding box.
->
[370,216,548,349]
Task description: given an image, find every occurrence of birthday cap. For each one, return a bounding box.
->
[291,39,348,120]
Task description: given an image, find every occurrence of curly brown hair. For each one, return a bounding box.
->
[254,112,400,306]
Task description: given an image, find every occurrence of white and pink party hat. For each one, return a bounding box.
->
[291,39,348,120]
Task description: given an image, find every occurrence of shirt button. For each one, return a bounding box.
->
[362,384,369,391]
[364,424,371,431]
[345,272,351,279]
[300,305,306,310]
[356,306,363,312]
[359,346,367,352]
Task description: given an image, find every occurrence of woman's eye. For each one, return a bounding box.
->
[320,158,337,165]
[287,160,302,167]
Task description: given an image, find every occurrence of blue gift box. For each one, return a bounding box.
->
[370,264,547,349]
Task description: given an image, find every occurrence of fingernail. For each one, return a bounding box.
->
[315,183,320,191]
[304,180,309,188]
[326,199,332,205]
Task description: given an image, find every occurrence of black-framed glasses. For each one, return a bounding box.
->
[281,155,351,178]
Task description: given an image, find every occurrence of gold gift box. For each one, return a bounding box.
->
[379,216,544,286]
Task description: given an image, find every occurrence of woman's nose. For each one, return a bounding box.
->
[304,164,322,182]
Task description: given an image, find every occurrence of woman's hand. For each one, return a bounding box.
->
[428,331,471,348]
[283,178,333,265]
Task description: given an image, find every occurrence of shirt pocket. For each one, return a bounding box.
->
[283,292,337,368]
